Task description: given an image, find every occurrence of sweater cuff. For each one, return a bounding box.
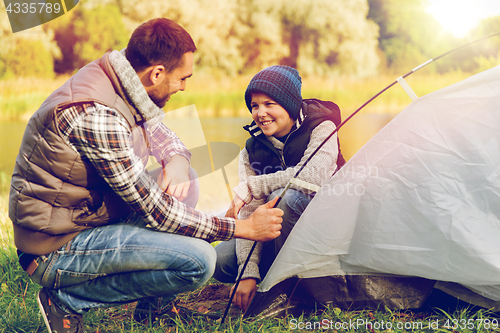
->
[238,261,261,282]
[233,181,253,204]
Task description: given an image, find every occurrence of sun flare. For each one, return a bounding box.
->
[426,0,500,38]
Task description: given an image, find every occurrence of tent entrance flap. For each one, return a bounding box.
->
[245,275,436,318]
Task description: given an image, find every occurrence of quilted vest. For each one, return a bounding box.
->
[9,53,150,255]
[245,99,346,175]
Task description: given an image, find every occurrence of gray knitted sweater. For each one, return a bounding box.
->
[233,120,339,281]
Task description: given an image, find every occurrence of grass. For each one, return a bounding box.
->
[0,76,70,122]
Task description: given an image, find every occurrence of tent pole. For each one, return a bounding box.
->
[221,31,500,323]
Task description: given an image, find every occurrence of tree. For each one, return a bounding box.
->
[467,16,500,72]
[236,0,380,76]
[111,0,244,76]
[367,0,457,73]
[114,0,380,76]
[233,0,289,72]
[1,38,56,79]
[45,3,128,73]
[0,1,59,79]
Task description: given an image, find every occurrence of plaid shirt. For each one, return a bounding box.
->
[57,102,235,243]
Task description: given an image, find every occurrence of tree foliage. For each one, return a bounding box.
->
[0,1,59,79]
[1,0,500,79]
[44,2,128,73]
[111,0,243,76]
[466,16,500,72]
[367,0,458,73]
[236,0,380,76]
[56,0,379,76]
[1,38,55,79]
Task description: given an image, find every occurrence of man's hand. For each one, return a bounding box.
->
[225,195,245,218]
[234,196,283,242]
[231,278,257,311]
[157,155,190,201]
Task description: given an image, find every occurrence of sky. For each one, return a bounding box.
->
[426,0,500,38]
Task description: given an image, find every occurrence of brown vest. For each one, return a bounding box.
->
[9,53,150,255]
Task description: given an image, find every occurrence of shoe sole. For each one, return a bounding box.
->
[37,291,54,333]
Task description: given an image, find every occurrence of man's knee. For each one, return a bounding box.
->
[213,239,238,283]
[203,243,217,277]
[192,241,216,286]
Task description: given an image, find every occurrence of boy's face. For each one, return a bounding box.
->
[251,93,294,138]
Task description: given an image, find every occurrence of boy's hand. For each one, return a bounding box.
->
[231,278,257,311]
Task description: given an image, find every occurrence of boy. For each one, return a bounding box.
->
[214,65,345,311]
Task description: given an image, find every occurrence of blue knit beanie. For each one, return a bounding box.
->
[245,65,302,120]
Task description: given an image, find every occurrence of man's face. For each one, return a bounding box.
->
[149,52,193,108]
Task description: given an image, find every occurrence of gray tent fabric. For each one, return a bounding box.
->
[246,65,500,316]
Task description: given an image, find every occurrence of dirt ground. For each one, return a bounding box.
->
[176,282,242,318]
[104,283,241,328]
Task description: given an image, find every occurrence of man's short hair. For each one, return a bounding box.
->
[126,18,197,73]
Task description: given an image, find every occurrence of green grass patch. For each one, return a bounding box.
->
[0,92,54,121]
[0,76,69,121]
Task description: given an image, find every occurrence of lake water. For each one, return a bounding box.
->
[0,113,394,212]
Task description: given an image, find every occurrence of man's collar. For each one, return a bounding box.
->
[107,49,165,126]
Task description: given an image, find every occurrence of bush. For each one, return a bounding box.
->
[0,37,55,79]
[47,3,129,74]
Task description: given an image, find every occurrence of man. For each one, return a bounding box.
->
[9,18,283,332]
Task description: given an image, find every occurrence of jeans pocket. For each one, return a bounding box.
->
[54,269,107,289]
[30,254,54,287]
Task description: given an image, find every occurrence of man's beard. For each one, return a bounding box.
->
[149,92,170,109]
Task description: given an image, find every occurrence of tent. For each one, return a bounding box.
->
[245,65,500,318]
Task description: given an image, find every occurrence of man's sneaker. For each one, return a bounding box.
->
[37,288,84,333]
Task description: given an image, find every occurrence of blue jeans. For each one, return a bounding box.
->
[213,188,312,283]
[30,168,215,315]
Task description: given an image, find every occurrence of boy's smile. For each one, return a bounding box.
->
[260,119,274,126]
